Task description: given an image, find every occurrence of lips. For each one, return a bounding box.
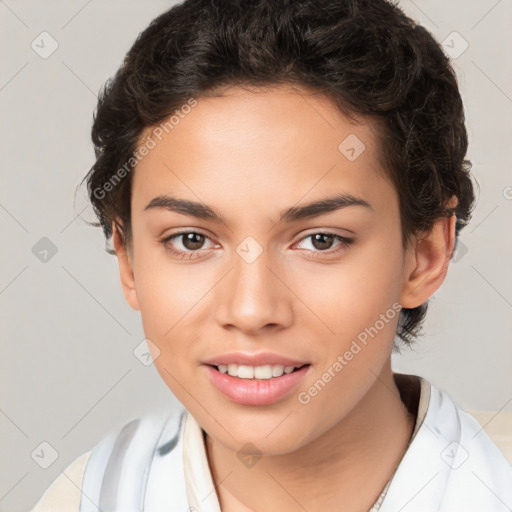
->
[202,351,309,367]
[204,364,311,405]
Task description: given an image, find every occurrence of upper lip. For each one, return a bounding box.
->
[203,351,309,368]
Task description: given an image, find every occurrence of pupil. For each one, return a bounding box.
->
[312,233,334,251]
[183,233,204,250]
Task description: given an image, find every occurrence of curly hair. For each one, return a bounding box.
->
[82,0,476,346]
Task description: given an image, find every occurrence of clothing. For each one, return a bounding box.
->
[30,374,512,512]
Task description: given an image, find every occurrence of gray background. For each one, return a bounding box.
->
[0,1,511,511]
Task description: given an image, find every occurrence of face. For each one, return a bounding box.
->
[115,85,425,455]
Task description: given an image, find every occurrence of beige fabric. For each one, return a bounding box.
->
[183,413,222,512]
[466,409,512,465]
[30,451,91,512]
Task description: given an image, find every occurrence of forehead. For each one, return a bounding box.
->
[131,85,395,221]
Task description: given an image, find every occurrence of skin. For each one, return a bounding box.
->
[112,84,457,512]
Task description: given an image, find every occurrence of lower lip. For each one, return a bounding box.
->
[203,364,310,406]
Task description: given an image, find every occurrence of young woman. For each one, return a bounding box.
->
[31,0,512,510]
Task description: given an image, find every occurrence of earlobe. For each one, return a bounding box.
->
[112,220,140,311]
[400,206,457,309]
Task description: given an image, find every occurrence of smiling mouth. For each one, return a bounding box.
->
[207,363,310,380]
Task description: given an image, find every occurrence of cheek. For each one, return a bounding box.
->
[291,245,405,434]
[131,242,216,372]
[135,268,209,347]
[295,233,404,344]
[131,255,210,403]
[132,233,196,319]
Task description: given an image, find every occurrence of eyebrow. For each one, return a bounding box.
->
[143,193,372,224]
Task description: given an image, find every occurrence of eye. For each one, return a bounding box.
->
[160,231,217,258]
[160,230,354,260]
[293,232,354,255]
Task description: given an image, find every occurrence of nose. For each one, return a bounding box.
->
[214,245,293,334]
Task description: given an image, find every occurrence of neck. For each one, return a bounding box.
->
[205,363,417,512]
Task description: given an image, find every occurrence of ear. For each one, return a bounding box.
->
[400,197,458,309]
[112,220,140,311]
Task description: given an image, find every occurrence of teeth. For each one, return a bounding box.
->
[217,364,300,379]
[236,365,254,379]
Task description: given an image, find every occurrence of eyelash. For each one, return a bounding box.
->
[159,230,354,260]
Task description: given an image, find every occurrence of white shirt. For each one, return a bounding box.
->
[30,374,512,512]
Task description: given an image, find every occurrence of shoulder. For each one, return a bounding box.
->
[380,378,512,512]
[430,384,512,511]
[30,450,91,512]
[81,405,189,511]
[30,405,188,512]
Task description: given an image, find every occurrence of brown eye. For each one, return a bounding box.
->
[161,231,216,257]
[181,232,206,250]
[294,232,354,256]
[310,233,335,251]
